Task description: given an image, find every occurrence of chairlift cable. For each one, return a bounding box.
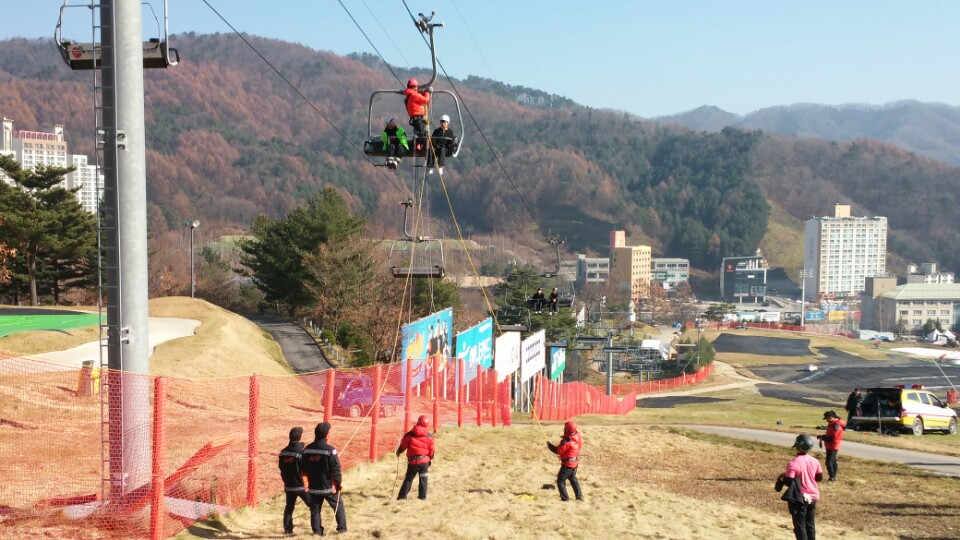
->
[337,0,405,86]
[358,0,414,72]
[198,0,411,198]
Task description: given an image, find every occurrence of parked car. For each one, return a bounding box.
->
[333,376,404,418]
[851,386,958,435]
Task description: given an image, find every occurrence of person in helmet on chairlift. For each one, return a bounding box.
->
[775,434,822,540]
[381,117,409,169]
[427,114,455,175]
[546,421,583,501]
[404,78,432,149]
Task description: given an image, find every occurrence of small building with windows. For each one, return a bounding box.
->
[651,257,689,293]
[860,282,960,335]
[576,254,609,288]
[720,254,768,304]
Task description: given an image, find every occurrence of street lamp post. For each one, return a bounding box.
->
[185,220,200,298]
[799,268,813,329]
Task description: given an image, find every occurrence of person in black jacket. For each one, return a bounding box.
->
[279,426,317,535]
[427,114,455,174]
[548,287,560,316]
[531,287,546,314]
[302,422,347,535]
[844,388,861,426]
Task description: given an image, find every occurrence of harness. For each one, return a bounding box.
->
[408,454,430,465]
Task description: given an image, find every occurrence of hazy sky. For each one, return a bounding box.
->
[5,1,959,117]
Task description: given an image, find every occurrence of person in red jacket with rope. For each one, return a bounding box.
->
[396,414,436,500]
[404,78,431,148]
[818,410,845,482]
[547,421,583,501]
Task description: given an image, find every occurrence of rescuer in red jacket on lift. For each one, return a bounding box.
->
[396,414,436,500]
[547,421,583,501]
[404,78,431,148]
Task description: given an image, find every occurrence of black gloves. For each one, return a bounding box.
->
[547,442,557,453]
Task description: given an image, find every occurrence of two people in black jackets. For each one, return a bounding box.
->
[278,423,347,535]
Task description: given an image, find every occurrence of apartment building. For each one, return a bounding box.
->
[2,118,102,213]
[803,203,887,300]
[608,230,651,301]
[905,263,954,285]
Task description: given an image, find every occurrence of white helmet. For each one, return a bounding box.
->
[440,114,451,123]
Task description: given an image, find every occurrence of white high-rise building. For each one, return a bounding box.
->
[803,203,887,300]
[67,154,103,215]
[2,118,101,213]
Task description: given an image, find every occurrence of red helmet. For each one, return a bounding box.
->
[417,414,429,428]
[564,421,577,436]
[407,78,419,88]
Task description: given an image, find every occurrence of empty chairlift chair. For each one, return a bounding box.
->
[388,199,445,279]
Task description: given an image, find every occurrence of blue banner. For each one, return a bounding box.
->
[401,307,453,389]
[455,317,493,385]
[805,310,825,321]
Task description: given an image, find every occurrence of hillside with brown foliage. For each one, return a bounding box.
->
[1,34,959,273]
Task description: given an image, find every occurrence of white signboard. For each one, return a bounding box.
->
[494,332,521,382]
[520,330,546,383]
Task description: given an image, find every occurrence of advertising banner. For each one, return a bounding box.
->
[805,310,824,322]
[494,332,521,383]
[455,317,493,385]
[401,307,453,389]
[520,330,546,383]
[549,346,566,381]
[828,310,847,322]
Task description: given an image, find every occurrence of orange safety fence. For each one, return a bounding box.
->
[610,363,714,396]
[0,353,711,538]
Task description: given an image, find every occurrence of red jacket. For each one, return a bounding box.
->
[404,87,431,118]
[397,415,435,465]
[555,421,582,468]
[822,417,845,450]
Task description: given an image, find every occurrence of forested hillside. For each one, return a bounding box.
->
[1,35,958,273]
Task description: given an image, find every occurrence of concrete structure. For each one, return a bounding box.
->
[608,230,651,301]
[651,257,690,293]
[860,282,960,335]
[804,203,887,300]
[66,154,104,215]
[905,263,954,285]
[720,254,768,303]
[576,254,610,287]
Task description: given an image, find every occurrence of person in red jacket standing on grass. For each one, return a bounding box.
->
[818,410,845,482]
[547,421,583,501]
[396,414,436,500]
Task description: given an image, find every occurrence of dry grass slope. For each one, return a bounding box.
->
[175,422,960,540]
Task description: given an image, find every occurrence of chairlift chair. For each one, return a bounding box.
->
[55,0,179,70]
[388,199,445,279]
[363,12,463,162]
[527,236,577,309]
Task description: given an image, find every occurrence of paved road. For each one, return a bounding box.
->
[685,425,960,478]
[245,316,330,373]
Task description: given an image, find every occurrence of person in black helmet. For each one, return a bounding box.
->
[278,426,317,535]
[302,422,347,535]
[775,434,823,540]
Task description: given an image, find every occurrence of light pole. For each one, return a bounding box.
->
[185,220,200,298]
[799,268,813,329]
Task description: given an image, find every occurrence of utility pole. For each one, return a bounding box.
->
[606,330,614,396]
[185,220,199,298]
[799,268,813,329]
[102,0,151,494]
